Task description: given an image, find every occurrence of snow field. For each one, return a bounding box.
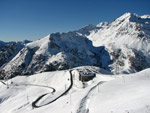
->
[0,67,150,113]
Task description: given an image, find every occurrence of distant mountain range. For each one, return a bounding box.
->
[0,12,150,79]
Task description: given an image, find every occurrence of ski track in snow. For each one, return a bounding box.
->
[76,81,105,113]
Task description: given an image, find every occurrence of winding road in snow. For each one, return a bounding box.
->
[32,70,73,108]
[0,81,56,93]
[0,81,7,85]
[1,70,73,108]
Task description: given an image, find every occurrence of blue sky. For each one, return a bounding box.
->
[0,0,150,42]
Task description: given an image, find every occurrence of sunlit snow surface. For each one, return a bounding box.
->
[87,13,150,74]
[0,66,150,113]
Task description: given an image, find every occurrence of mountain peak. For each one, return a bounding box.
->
[96,22,109,28]
[141,15,150,19]
[116,12,150,24]
[76,24,98,36]
[122,12,132,17]
[26,34,50,48]
[0,13,150,78]
[117,12,139,22]
[88,12,150,74]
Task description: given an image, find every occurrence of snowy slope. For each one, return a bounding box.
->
[0,66,150,113]
[89,69,150,113]
[88,12,150,73]
[0,70,71,113]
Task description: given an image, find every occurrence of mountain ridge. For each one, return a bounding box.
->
[0,32,110,79]
[0,12,150,79]
[87,12,150,74]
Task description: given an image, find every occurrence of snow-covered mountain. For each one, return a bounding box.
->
[0,41,6,50]
[88,12,150,74]
[0,33,110,79]
[0,41,31,79]
[0,12,150,79]
[0,12,150,113]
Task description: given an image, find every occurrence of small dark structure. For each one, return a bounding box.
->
[79,72,96,82]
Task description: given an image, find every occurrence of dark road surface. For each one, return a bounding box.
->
[32,70,73,108]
